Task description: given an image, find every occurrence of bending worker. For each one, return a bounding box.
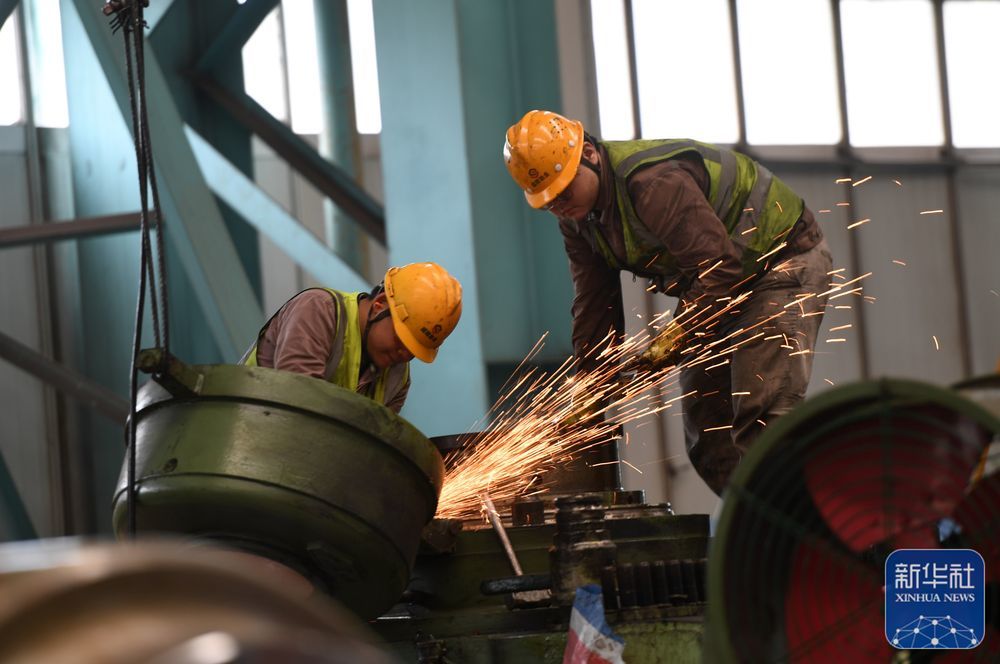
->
[503,110,833,495]
[241,262,462,413]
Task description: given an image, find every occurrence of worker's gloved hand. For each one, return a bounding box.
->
[636,321,686,370]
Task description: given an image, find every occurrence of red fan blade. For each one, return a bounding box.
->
[802,406,988,553]
[784,539,892,663]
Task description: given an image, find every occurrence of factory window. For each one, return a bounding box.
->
[736,0,842,145]
[590,0,635,140]
[242,7,289,123]
[23,0,69,128]
[840,0,944,147]
[0,11,23,126]
[241,0,380,136]
[944,0,1000,148]
[591,0,988,150]
[346,0,382,135]
[632,0,740,143]
[281,0,322,135]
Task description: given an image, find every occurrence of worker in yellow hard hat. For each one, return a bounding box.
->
[504,110,834,495]
[241,262,462,413]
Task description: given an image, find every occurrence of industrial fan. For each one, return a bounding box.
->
[705,378,1000,663]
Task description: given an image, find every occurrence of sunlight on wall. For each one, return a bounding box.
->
[0,13,23,126]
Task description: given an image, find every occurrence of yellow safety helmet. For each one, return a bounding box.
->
[503,110,585,209]
[383,262,462,363]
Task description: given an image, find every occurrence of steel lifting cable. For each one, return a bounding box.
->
[106,0,169,538]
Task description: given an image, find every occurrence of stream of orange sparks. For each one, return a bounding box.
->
[435,262,871,520]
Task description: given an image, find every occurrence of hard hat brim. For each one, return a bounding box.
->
[390,310,437,363]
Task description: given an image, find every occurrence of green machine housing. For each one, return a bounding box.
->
[112,357,444,620]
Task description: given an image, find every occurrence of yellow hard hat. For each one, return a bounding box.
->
[503,110,584,209]
[383,262,462,363]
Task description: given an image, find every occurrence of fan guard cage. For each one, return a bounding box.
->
[705,378,1000,663]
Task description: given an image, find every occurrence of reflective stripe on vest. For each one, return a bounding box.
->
[586,140,803,281]
[240,288,409,406]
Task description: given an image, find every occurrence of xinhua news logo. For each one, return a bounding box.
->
[885,549,985,650]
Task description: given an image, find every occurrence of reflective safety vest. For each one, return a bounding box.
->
[241,288,409,407]
[586,140,803,283]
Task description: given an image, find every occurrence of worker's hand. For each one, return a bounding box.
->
[636,321,686,370]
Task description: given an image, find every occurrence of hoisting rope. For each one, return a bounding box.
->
[105,0,169,538]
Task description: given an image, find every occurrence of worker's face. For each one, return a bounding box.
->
[368,294,415,369]
[542,143,600,222]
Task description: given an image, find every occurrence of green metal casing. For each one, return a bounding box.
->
[377,509,709,662]
[410,512,708,611]
[111,362,444,619]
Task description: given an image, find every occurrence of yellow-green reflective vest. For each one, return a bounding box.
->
[241,288,409,407]
[588,140,803,282]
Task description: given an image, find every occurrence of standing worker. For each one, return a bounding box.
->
[503,110,833,495]
[241,262,462,414]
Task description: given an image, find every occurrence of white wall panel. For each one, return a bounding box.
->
[955,168,1000,375]
[851,173,965,383]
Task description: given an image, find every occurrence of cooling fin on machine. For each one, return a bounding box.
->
[705,378,1000,663]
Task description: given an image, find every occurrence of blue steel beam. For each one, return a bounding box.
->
[195,78,386,245]
[190,0,384,247]
[373,0,489,435]
[145,0,178,34]
[193,0,277,75]
[376,1,572,374]
[185,125,368,293]
[451,0,571,364]
[69,0,263,359]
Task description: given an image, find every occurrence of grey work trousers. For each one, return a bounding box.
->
[678,239,834,495]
